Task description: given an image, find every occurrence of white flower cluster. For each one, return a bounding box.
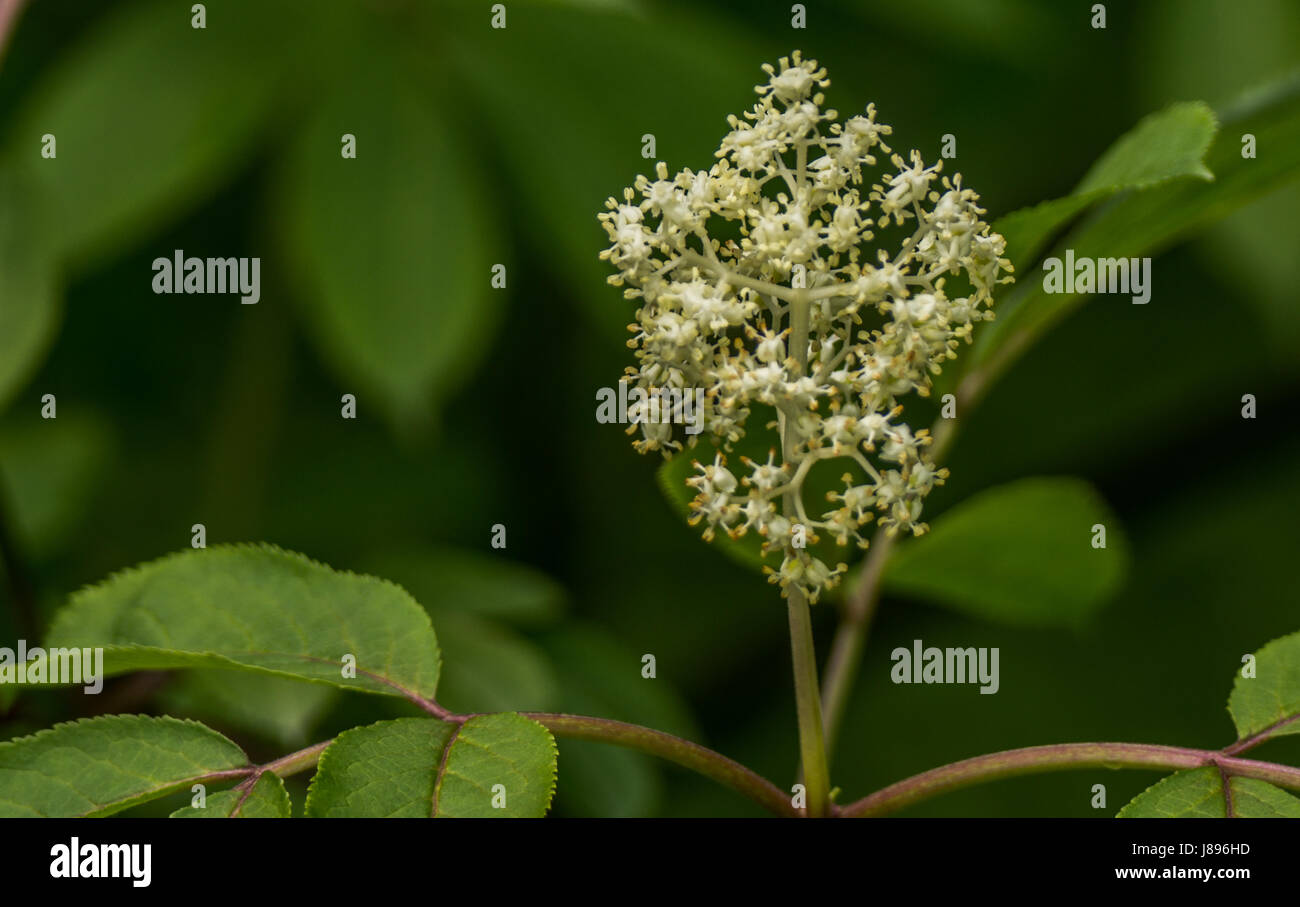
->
[599,52,1012,603]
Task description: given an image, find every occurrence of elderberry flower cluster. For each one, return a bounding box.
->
[599,52,1012,603]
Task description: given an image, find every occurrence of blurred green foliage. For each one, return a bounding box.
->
[1,0,1298,816]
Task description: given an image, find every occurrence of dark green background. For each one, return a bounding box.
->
[1,0,1298,816]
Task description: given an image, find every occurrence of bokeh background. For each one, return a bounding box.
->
[1,0,1298,816]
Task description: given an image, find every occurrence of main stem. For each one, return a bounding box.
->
[780,289,831,816]
[787,585,831,816]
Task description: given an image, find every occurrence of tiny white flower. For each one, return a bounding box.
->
[598,51,1012,602]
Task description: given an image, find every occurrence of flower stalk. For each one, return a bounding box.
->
[598,50,1012,817]
[786,584,831,816]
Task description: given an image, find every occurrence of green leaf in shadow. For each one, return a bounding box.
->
[881,477,1129,628]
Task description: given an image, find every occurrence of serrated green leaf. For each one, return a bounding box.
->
[41,544,441,700]
[973,72,1300,376]
[1118,767,1226,818]
[1228,630,1300,743]
[1228,777,1300,817]
[881,477,1128,627]
[1118,766,1300,818]
[994,102,1217,271]
[6,0,295,268]
[305,718,454,818]
[0,715,247,817]
[1072,102,1216,193]
[305,714,557,818]
[277,58,501,433]
[435,713,557,818]
[171,772,290,818]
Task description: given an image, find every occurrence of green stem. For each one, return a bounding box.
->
[210,739,333,818]
[776,289,831,816]
[261,739,333,779]
[525,713,797,817]
[839,742,1300,817]
[188,739,331,793]
[211,714,799,819]
[379,676,799,817]
[786,585,831,816]
[679,251,800,303]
